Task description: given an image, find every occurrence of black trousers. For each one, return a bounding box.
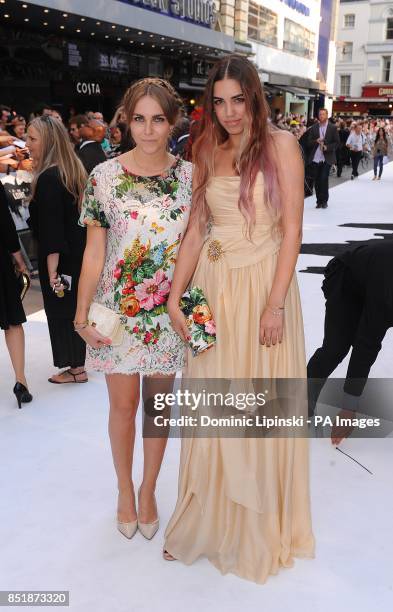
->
[350,151,362,177]
[47,318,86,368]
[336,146,349,177]
[312,161,331,205]
[307,259,364,416]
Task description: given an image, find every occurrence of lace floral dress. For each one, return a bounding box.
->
[79,157,192,375]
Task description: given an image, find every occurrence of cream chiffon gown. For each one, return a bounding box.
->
[164,173,315,584]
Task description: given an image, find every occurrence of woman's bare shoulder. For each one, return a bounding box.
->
[270,128,298,148]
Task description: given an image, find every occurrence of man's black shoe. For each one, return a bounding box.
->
[321,203,328,209]
[316,203,322,208]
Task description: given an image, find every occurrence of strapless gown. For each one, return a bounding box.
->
[164,173,315,584]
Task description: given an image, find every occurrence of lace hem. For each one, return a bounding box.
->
[86,360,185,377]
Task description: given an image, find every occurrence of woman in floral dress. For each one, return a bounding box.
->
[75,78,192,540]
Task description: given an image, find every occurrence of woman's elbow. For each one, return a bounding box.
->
[282,224,302,243]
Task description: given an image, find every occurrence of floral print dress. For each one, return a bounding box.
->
[79,157,192,375]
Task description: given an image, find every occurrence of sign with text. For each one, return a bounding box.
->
[116,0,217,28]
[280,0,310,17]
[363,85,393,98]
[76,82,101,95]
[98,52,129,74]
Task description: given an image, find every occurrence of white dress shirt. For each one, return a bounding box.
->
[346,132,365,152]
[313,122,328,163]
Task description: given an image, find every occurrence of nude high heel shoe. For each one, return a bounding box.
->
[138,487,159,540]
[117,491,138,539]
[138,517,159,540]
[117,518,138,540]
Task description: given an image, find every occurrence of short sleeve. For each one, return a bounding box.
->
[79,170,110,229]
[35,172,70,256]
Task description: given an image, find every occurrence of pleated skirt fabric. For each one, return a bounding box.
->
[164,247,316,584]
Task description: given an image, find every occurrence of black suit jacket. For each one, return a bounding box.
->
[301,122,340,166]
[77,141,106,174]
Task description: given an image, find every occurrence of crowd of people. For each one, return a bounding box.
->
[0,58,392,586]
[1,100,392,185]
[274,110,393,181]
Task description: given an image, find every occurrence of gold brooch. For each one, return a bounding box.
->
[207,239,223,262]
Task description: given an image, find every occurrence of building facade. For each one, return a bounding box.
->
[0,0,335,121]
[0,0,234,118]
[317,0,339,113]
[334,0,393,116]
[244,0,322,117]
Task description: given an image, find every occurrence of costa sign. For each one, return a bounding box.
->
[76,82,101,95]
[363,85,393,98]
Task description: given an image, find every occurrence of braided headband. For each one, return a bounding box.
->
[124,77,183,107]
[135,77,174,90]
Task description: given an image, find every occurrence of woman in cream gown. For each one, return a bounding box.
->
[164,56,315,584]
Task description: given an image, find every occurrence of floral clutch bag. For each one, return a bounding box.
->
[179,286,216,357]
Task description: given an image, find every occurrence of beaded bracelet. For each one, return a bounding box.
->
[266,305,285,316]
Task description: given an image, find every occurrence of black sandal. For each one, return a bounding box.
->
[48,369,88,384]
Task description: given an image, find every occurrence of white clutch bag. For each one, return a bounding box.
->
[88,302,125,346]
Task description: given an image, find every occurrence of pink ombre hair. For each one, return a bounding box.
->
[191,55,281,236]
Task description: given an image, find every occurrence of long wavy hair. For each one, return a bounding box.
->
[29,115,87,207]
[191,55,280,235]
[375,126,388,144]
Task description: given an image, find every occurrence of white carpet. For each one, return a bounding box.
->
[1,164,392,612]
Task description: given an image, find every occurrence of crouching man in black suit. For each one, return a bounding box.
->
[307,241,393,444]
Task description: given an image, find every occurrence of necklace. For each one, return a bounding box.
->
[132,149,172,176]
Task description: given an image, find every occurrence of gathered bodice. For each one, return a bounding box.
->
[206,171,273,228]
[203,172,281,269]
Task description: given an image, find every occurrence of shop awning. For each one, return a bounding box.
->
[22,0,235,53]
[341,97,389,103]
[262,83,284,95]
[283,87,314,99]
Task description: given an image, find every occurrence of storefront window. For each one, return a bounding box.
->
[283,19,315,59]
[248,3,278,47]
